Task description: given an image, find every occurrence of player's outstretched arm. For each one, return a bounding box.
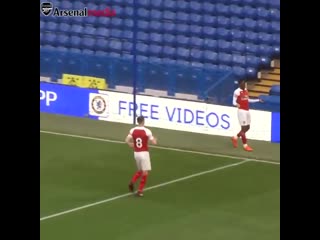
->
[248,98,263,103]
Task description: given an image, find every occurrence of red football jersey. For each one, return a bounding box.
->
[233,88,250,110]
[128,127,154,152]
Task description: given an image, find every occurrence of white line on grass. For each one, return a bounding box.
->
[40,130,280,165]
[40,160,248,222]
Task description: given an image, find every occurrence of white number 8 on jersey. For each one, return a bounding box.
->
[136,137,143,148]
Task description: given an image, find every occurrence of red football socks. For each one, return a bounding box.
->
[237,131,247,144]
[131,171,142,184]
[138,175,148,192]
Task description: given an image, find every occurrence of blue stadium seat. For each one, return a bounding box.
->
[122,53,133,61]
[124,6,134,17]
[258,33,272,45]
[82,49,94,55]
[218,65,232,72]
[233,66,246,79]
[70,17,84,25]
[137,31,149,42]
[272,34,280,45]
[245,43,259,55]
[202,27,216,38]
[269,9,280,21]
[83,25,96,36]
[175,70,200,95]
[256,7,269,20]
[164,0,177,11]
[191,62,204,68]
[57,23,71,33]
[136,55,148,63]
[190,13,202,25]
[150,0,163,9]
[81,36,96,50]
[96,27,110,38]
[176,24,189,35]
[136,42,148,55]
[190,37,204,48]
[176,47,190,60]
[70,36,81,48]
[176,12,189,23]
[190,48,203,62]
[43,32,57,46]
[216,28,231,41]
[56,46,68,53]
[260,56,271,67]
[230,17,243,30]
[163,22,176,34]
[257,20,270,33]
[122,30,133,40]
[176,35,190,47]
[149,45,162,56]
[109,52,122,58]
[176,1,188,12]
[97,17,111,27]
[243,18,257,31]
[149,32,162,44]
[112,6,123,16]
[270,85,280,96]
[162,58,176,65]
[216,4,229,16]
[246,67,257,79]
[40,21,45,31]
[42,45,55,51]
[254,0,269,7]
[122,19,133,30]
[108,39,122,53]
[149,57,163,64]
[203,15,217,27]
[203,63,219,71]
[229,0,242,4]
[163,10,175,21]
[40,33,44,45]
[232,54,246,67]
[122,41,132,52]
[229,5,244,18]
[230,29,244,41]
[111,18,123,28]
[270,0,280,8]
[137,0,149,8]
[273,46,280,56]
[85,16,97,25]
[271,21,280,33]
[204,39,218,50]
[70,24,83,35]
[218,40,232,53]
[73,1,85,9]
[190,1,202,12]
[163,33,175,45]
[56,34,69,47]
[95,51,108,57]
[245,31,259,44]
[231,41,245,53]
[202,2,215,14]
[218,53,232,65]
[46,22,58,32]
[190,25,202,36]
[137,20,149,31]
[95,38,109,51]
[137,8,150,19]
[203,51,218,64]
[242,0,255,5]
[162,46,176,58]
[258,44,273,56]
[243,6,257,19]
[150,9,162,20]
[110,29,122,38]
[149,21,163,32]
[217,16,230,28]
[60,0,72,9]
[246,55,260,68]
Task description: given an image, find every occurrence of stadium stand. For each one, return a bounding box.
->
[40,0,280,109]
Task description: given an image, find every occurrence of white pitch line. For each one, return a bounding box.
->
[40,160,249,222]
[40,130,280,165]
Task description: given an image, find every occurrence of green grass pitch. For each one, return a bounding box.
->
[40,113,280,240]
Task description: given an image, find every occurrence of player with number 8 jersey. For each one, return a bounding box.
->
[125,116,157,197]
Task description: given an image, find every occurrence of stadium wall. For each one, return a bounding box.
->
[40,82,280,143]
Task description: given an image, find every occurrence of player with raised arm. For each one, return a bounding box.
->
[231,80,263,152]
[125,116,157,197]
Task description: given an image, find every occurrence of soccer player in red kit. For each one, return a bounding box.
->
[231,80,263,151]
[125,116,157,197]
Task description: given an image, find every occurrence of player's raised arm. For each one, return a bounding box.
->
[248,98,262,103]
